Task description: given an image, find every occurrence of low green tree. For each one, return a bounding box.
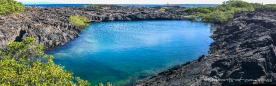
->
[0,0,25,14]
[254,4,276,11]
[0,37,90,86]
[184,0,254,23]
[69,15,89,26]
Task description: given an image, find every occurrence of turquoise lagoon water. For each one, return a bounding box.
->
[46,20,214,85]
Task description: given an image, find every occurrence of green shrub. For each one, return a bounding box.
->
[254,4,276,11]
[184,6,213,14]
[95,82,113,86]
[0,37,90,85]
[184,0,254,23]
[83,5,87,8]
[184,15,198,21]
[90,4,96,7]
[69,15,89,26]
[160,7,168,11]
[0,0,25,14]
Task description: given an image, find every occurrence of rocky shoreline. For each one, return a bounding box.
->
[2,5,275,86]
[0,5,185,50]
[136,11,276,86]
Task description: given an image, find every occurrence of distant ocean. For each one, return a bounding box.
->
[24,4,219,8]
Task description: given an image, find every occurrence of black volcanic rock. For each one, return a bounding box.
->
[0,6,185,50]
[136,11,276,86]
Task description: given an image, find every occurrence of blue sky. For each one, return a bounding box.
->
[16,0,276,4]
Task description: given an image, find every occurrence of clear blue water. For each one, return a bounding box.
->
[46,20,214,85]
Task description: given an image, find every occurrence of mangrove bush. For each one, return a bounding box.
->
[0,0,25,14]
[184,0,254,23]
[0,37,90,86]
[253,4,276,11]
[69,15,89,26]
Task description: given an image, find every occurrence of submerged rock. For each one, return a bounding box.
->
[136,11,276,86]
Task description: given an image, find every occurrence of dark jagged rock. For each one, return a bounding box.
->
[0,6,185,50]
[136,11,276,86]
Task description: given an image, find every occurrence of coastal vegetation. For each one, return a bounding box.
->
[0,0,25,14]
[96,82,113,86]
[253,4,276,11]
[184,0,254,23]
[0,37,90,85]
[160,7,168,11]
[184,0,276,23]
[69,15,89,26]
[83,5,88,8]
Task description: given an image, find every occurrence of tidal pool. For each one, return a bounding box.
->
[46,20,214,85]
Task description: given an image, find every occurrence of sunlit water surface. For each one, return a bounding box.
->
[46,20,214,85]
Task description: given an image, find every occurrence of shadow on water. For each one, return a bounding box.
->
[210,24,220,34]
